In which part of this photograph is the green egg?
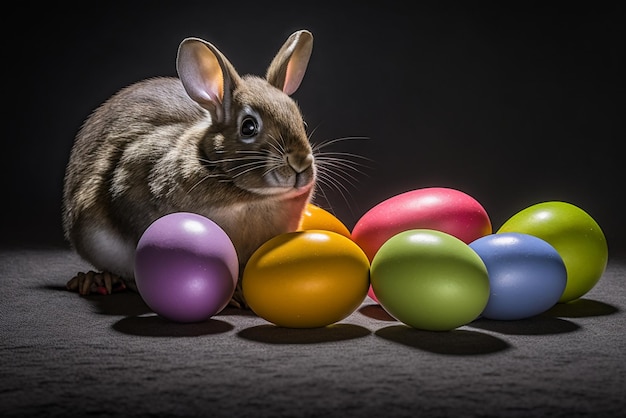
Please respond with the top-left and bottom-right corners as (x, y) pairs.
(497, 201), (608, 303)
(370, 229), (490, 331)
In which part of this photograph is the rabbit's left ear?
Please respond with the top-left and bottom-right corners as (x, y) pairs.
(266, 30), (313, 95)
(177, 37), (243, 124)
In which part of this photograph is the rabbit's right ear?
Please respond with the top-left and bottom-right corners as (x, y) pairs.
(176, 38), (242, 124)
(266, 30), (313, 96)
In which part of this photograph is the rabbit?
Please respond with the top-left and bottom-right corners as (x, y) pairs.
(62, 30), (316, 308)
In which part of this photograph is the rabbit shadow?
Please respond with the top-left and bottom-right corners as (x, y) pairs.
(45, 283), (153, 316)
(48, 284), (234, 337)
(80, 289), (154, 317)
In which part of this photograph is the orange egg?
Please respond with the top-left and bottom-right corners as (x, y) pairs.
(242, 230), (370, 328)
(298, 203), (351, 238)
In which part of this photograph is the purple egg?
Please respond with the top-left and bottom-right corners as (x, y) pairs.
(135, 212), (239, 323)
(469, 232), (567, 320)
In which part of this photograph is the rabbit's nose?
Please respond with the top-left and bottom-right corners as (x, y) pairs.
(287, 152), (314, 173)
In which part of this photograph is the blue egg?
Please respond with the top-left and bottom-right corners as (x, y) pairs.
(469, 232), (567, 320)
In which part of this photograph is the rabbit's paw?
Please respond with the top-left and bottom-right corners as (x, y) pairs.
(228, 282), (249, 309)
(66, 271), (133, 295)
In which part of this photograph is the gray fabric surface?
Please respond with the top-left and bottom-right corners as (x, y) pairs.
(1, 249), (624, 417)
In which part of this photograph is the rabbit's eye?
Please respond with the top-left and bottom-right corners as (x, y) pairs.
(240, 116), (259, 138)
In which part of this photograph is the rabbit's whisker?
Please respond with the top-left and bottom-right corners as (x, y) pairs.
(315, 157), (371, 174)
(316, 169), (358, 196)
(314, 173), (357, 217)
(268, 134), (288, 154)
(229, 162), (268, 179)
(306, 135), (373, 219)
(186, 172), (227, 194)
(316, 151), (373, 164)
(318, 166), (362, 188)
(200, 155), (265, 164)
(311, 136), (370, 151)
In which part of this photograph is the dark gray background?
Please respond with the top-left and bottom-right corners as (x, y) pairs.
(5, 2), (624, 256)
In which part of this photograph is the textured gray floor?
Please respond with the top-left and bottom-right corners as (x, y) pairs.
(1, 249), (624, 417)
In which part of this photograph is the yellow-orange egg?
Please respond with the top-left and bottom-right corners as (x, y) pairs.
(242, 230), (370, 328)
(298, 203), (351, 238)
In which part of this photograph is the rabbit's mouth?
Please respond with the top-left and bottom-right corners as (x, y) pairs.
(247, 182), (315, 198)
(244, 168), (316, 197)
(271, 161), (315, 190)
(231, 150), (316, 196)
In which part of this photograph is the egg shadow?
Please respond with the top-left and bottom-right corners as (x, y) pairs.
(112, 313), (234, 337)
(542, 298), (619, 318)
(467, 315), (580, 336)
(216, 305), (262, 318)
(375, 325), (510, 355)
(237, 323), (371, 344)
(358, 303), (397, 321)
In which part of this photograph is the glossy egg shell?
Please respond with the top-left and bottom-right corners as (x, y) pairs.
(352, 187), (492, 262)
(370, 229), (490, 331)
(353, 187), (492, 304)
(242, 230), (370, 328)
(497, 201), (608, 303)
(298, 203), (352, 238)
(134, 212), (239, 323)
(469, 232), (567, 320)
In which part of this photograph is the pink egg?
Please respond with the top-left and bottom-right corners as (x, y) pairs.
(367, 286), (379, 303)
(352, 187), (492, 262)
(355, 187), (492, 304)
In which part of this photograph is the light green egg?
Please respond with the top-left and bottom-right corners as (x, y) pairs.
(497, 201), (608, 303)
(370, 229), (490, 331)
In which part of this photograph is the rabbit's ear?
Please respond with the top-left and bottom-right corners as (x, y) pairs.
(266, 30), (313, 95)
(176, 38), (241, 124)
